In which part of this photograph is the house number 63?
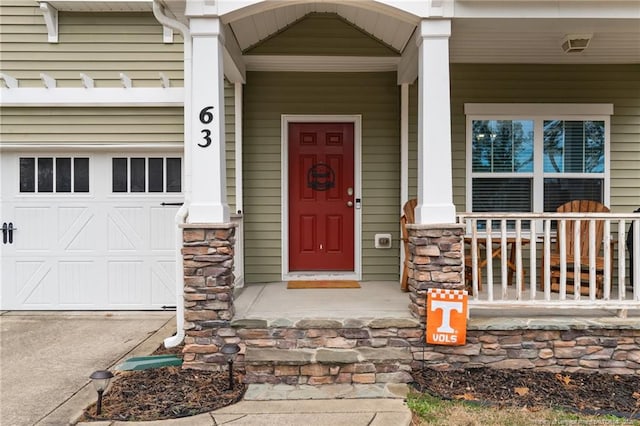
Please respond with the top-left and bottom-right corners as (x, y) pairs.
(198, 106), (214, 148)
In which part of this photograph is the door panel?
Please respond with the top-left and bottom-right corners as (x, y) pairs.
(289, 123), (355, 271)
(1, 153), (180, 310)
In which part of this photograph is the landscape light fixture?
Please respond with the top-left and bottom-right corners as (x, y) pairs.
(89, 370), (114, 416)
(221, 343), (241, 390)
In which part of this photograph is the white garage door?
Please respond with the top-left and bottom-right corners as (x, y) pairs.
(0, 152), (182, 310)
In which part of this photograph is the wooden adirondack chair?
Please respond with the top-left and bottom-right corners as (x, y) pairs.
(545, 199), (610, 297)
(400, 199), (417, 292)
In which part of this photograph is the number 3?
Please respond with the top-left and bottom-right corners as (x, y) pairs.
(198, 129), (212, 148)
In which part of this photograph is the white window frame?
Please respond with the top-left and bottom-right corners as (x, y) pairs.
(464, 104), (613, 213)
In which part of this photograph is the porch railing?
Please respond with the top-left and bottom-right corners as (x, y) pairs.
(457, 212), (640, 314)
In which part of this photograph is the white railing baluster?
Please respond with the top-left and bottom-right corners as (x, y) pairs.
(603, 219), (611, 300)
(529, 220), (537, 300)
(589, 220), (596, 300)
(544, 219), (551, 301)
(486, 220), (494, 301)
(471, 219), (479, 300)
(574, 219), (581, 300)
(559, 219), (567, 300)
(634, 219), (640, 301)
(515, 219), (522, 300)
(500, 219), (508, 299)
(618, 219), (626, 301)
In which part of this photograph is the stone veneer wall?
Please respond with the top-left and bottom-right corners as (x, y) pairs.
(181, 224), (239, 371)
(417, 324), (640, 375)
(405, 224), (466, 321)
(234, 318), (423, 385)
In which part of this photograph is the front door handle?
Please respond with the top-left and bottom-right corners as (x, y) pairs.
(347, 201), (353, 207)
(8, 222), (14, 244)
(2, 223), (7, 244)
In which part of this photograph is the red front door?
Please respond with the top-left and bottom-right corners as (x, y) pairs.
(288, 122), (355, 271)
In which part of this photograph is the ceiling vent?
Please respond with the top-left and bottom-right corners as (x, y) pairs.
(561, 34), (592, 53)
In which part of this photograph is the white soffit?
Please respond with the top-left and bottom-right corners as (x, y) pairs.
(228, 2), (415, 53)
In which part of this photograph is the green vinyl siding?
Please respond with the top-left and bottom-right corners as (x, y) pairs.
(243, 72), (400, 283)
(0, 2), (183, 87)
(408, 64), (640, 214)
(245, 13), (398, 56)
(0, 107), (183, 146)
(225, 80), (236, 210)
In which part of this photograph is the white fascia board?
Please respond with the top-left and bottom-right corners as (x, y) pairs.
(397, 31), (418, 84)
(47, 0), (153, 12)
(454, 1), (640, 19)
(244, 56), (400, 72)
(0, 143), (183, 152)
(0, 87), (184, 107)
(223, 23), (246, 83)
(378, 0), (455, 18)
(464, 103), (614, 116)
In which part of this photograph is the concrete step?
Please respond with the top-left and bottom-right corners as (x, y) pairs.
(227, 316), (423, 385)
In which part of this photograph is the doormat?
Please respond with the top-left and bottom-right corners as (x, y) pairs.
(287, 280), (360, 289)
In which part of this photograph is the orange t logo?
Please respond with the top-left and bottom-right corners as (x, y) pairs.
(426, 289), (468, 346)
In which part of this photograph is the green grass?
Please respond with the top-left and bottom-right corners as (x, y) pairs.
(406, 392), (639, 426)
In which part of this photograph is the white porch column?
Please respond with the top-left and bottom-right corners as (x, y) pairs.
(187, 17), (229, 223)
(415, 19), (456, 225)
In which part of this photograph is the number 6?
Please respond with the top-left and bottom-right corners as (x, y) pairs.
(199, 106), (214, 124)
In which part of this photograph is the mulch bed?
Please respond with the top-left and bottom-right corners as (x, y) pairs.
(80, 363), (245, 422)
(79, 338), (639, 423)
(412, 367), (640, 419)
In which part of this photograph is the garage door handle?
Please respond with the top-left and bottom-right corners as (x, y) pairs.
(8, 223), (15, 244)
(160, 202), (184, 206)
(2, 223), (15, 244)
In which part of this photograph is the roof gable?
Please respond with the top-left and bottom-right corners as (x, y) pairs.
(244, 13), (399, 57)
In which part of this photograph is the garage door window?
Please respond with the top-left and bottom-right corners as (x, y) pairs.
(112, 157), (181, 193)
(19, 157), (89, 193)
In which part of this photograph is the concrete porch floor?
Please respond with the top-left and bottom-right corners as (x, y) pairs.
(234, 281), (412, 320)
(234, 281), (639, 320)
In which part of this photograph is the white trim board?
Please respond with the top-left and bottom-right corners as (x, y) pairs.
(0, 87), (184, 107)
(0, 144), (184, 152)
(281, 114), (363, 281)
(244, 56), (400, 72)
(464, 103), (614, 116)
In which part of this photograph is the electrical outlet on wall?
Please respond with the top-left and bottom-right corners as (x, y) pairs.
(374, 233), (392, 249)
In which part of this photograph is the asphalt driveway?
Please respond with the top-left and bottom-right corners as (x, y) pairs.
(0, 311), (175, 426)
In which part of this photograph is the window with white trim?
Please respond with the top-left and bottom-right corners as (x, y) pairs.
(465, 104), (611, 217)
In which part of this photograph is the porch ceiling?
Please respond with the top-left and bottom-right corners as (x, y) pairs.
(226, 7), (640, 64)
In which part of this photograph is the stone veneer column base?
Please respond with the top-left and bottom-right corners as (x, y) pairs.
(405, 224), (465, 324)
(181, 223), (238, 371)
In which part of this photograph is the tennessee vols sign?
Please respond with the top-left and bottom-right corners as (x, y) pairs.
(426, 288), (468, 346)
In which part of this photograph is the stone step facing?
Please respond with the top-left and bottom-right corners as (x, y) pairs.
(231, 317), (423, 385)
(243, 383), (410, 400)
